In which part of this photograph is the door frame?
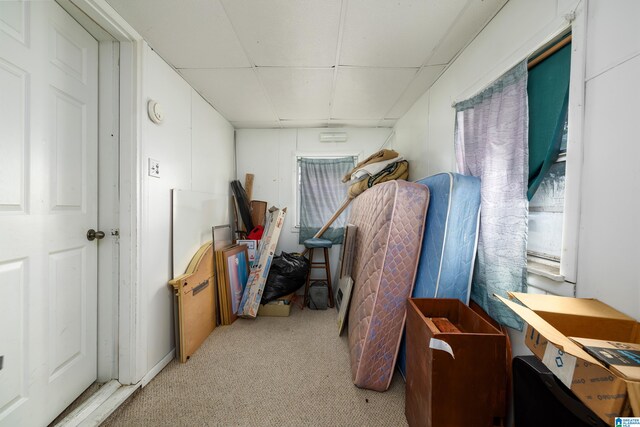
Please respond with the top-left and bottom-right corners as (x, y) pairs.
(57, 0), (147, 385)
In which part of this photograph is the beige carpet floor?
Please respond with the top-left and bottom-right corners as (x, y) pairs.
(102, 306), (407, 426)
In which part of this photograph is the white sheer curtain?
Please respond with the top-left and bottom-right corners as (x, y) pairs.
(454, 61), (529, 329)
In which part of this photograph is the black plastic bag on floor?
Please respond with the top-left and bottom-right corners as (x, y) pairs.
(261, 252), (310, 304)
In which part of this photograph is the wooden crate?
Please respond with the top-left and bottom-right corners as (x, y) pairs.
(405, 298), (507, 427)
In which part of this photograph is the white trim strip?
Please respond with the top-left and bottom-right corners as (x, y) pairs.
(141, 349), (175, 387)
(77, 384), (139, 427)
(54, 380), (121, 427)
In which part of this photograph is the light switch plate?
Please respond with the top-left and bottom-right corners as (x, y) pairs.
(148, 158), (160, 178)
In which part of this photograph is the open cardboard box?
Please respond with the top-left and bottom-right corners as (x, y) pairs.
(498, 292), (640, 426)
(257, 293), (294, 317)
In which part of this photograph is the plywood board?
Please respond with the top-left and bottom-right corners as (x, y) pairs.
(169, 242), (216, 363)
(172, 189), (228, 277)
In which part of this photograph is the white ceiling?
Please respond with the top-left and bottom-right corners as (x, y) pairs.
(106, 0), (507, 129)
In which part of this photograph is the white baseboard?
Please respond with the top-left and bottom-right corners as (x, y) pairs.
(141, 348), (175, 387)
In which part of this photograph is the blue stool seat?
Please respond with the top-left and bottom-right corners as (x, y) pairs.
(304, 238), (333, 249)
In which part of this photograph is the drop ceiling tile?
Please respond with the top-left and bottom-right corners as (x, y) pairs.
(332, 67), (418, 119)
(378, 119), (397, 128)
(329, 119), (383, 128)
(427, 0), (507, 65)
(279, 120), (330, 128)
(386, 65), (445, 118)
(106, 0), (250, 68)
(340, 0), (467, 67)
(220, 0), (342, 67)
(231, 121), (281, 129)
(179, 68), (277, 122)
(258, 68), (333, 120)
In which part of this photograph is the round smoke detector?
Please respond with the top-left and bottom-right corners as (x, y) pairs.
(147, 100), (164, 124)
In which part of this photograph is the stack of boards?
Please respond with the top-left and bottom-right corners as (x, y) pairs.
(168, 206), (287, 363)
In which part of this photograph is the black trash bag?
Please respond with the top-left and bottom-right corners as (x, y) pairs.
(261, 252), (310, 304)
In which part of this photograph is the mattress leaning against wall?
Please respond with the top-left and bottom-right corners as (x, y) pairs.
(397, 172), (481, 378)
(348, 180), (429, 392)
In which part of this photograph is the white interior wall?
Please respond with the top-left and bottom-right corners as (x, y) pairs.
(141, 44), (235, 373)
(235, 128), (392, 284)
(575, 0), (640, 319)
(392, 0), (640, 320)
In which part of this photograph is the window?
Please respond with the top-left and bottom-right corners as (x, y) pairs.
(526, 34), (571, 275)
(296, 155), (357, 244)
(528, 124), (567, 262)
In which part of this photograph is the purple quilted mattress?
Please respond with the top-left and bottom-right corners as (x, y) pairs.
(347, 180), (429, 391)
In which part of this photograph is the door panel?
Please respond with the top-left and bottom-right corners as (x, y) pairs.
(0, 1), (99, 426)
(0, 259), (27, 416)
(0, 59), (27, 211)
(50, 88), (86, 211)
(0, 1), (29, 46)
(48, 247), (86, 381)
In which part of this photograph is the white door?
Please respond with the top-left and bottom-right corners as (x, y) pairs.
(0, 1), (99, 425)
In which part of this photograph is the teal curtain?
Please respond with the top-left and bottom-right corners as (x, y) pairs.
(527, 41), (571, 200)
(299, 157), (355, 244)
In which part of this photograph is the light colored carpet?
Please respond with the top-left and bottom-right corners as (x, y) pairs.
(102, 306), (408, 426)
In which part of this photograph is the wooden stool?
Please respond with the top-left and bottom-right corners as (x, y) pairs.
(303, 238), (335, 309)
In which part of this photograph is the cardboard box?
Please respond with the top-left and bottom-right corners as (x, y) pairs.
(498, 292), (640, 425)
(405, 299), (507, 427)
(238, 207), (287, 318)
(571, 337), (640, 382)
(257, 293), (294, 317)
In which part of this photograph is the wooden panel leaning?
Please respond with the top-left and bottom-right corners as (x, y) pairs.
(169, 242), (216, 363)
(405, 298), (507, 427)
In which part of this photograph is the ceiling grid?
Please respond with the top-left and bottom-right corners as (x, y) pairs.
(106, 0), (508, 128)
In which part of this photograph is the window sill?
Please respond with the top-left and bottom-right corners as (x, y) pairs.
(526, 256), (574, 297)
(527, 257), (564, 282)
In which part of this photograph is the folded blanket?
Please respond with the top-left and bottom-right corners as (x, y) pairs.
(348, 160), (409, 199)
(348, 156), (405, 183)
(342, 149), (399, 183)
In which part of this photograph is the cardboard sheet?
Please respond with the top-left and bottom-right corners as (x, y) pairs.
(495, 295), (596, 363)
(571, 337), (640, 381)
